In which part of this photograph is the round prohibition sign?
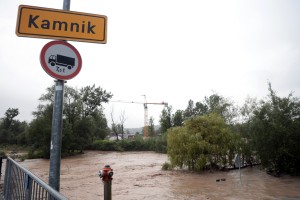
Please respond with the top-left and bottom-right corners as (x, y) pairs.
(40, 40), (82, 80)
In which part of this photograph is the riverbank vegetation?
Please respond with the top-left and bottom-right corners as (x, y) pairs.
(0, 82), (299, 175)
(164, 83), (300, 175)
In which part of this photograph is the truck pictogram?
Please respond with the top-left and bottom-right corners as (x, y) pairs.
(48, 54), (75, 70)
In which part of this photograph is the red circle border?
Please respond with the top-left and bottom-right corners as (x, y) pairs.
(40, 41), (82, 80)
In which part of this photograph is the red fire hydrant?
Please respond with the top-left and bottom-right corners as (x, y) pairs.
(99, 165), (113, 200)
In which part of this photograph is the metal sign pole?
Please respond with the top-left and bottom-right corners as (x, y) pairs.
(63, 0), (70, 10)
(49, 80), (65, 191)
(48, 0), (70, 192)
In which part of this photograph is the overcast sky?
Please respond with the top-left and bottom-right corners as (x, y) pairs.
(1, 0), (300, 128)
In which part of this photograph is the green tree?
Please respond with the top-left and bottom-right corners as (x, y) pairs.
(194, 101), (208, 116)
(183, 100), (195, 119)
(159, 105), (173, 133)
(80, 84), (112, 117)
(249, 83), (300, 174)
(0, 108), (27, 145)
(92, 111), (110, 140)
(2, 108), (19, 129)
(230, 97), (259, 166)
(182, 93), (237, 124)
(167, 113), (239, 171)
(73, 117), (95, 153)
(64, 86), (82, 127)
(28, 84), (112, 157)
(172, 110), (184, 127)
(204, 93), (237, 123)
(27, 104), (53, 158)
(148, 116), (156, 137)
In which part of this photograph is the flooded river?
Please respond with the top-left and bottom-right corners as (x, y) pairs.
(5, 151), (300, 199)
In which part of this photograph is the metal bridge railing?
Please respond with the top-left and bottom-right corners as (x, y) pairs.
(3, 157), (67, 200)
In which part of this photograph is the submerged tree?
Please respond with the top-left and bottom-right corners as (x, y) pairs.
(249, 83), (300, 174)
(167, 113), (240, 171)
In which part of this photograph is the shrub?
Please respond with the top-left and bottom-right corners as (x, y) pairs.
(167, 113), (240, 171)
(162, 162), (172, 170)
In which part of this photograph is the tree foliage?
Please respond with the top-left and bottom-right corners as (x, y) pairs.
(159, 93), (236, 134)
(167, 113), (239, 171)
(159, 105), (173, 133)
(27, 84), (112, 157)
(247, 83), (300, 174)
(0, 108), (28, 145)
(173, 110), (184, 127)
(27, 105), (53, 157)
(183, 93), (237, 124)
(148, 116), (156, 137)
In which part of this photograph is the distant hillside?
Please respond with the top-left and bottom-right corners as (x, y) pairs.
(125, 125), (160, 134)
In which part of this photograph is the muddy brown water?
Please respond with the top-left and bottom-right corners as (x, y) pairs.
(2, 151), (300, 200)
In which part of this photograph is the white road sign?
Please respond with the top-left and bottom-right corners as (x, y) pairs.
(40, 40), (82, 80)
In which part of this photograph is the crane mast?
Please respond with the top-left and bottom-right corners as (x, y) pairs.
(110, 96), (168, 137)
(142, 95), (149, 137)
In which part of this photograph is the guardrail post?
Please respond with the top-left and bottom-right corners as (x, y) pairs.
(4, 159), (11, 200)
(99, 165), (113, 200)
(25, 174), (33, 200)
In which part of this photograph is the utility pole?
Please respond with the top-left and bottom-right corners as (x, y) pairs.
(48, 0), (70, 192)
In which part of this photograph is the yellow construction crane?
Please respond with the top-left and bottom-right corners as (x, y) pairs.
(110, 95), (168, 137)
